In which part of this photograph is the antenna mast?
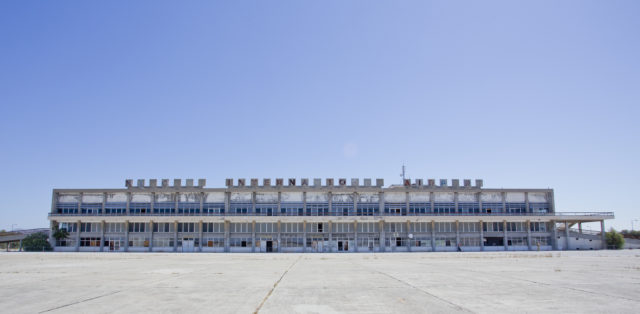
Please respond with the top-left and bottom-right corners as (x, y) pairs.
(400, 164), (406, 182)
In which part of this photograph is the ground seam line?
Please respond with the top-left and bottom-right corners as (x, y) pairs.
(38, 290), (121, 313)
(254, 255), (301, 314)
(353, 260), (476, 313)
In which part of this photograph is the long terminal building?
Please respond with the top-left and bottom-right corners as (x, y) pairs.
(47, 177), (614, 252)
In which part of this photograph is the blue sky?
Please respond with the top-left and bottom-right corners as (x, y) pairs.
(1, 1), (638, 231)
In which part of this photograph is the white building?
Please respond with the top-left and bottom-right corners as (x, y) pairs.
(48, 178), (613, 252)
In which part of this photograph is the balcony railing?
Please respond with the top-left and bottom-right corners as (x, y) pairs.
(48, 211), (614, 218)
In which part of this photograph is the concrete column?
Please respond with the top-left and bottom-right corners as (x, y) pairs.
(198, 221), (203, 252)
(150, 192), (155, 215)
(354, 192), (359, 217)
(102, 192), (106, 215)
(277, 220), (281, 253)
(454, 192), (459, 214)
(503, 221), (508, 251)
(578, 222), (582, 234)
(224, 220), (230, 252)
(328, 220), (332, 252)
(526, 220), (532, 251)
(303, 221), (307, 253)
(252, 192), (256, 214)
(328, 192), (332, 216)
(49, 220), (56, 249)
(78, 192), (83, 215)
(224, 192), (230, 216)
(250, 221), (256, 253)
(455, 220), (460, 249)
(478, 192), (483, 214)
(126, 192), (131, 215)
(200, 192), (204, 214)
(379, 220), (385, 252)
(75, 220), (81, 252)
(124, 220), (130, 252)
(277, 192), (282, 216)
(174, 192), (178, 215)
(174, 221), (178, 252)
(564, 221), (570, 251)
(431, 220), (436, 252)
(406, 220), (411, 252)
(525, 192), (530, 213)
(354, 221), (359, 252)
(551, 221), (558, 250)
(149, 221), (154, 252)
(479, 220), (484, 251)
(429, 192), (434, 214)
(100, 220), (105, 252)
(378, 192), (384, 216)
(303, 192), (307, 216)
(19, 240), (22, 252)
(501, 192), (506, 213)
(601, 220), (606, 249)
(405, 191), (410, 216)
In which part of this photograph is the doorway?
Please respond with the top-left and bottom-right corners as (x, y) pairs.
(108, 240), (120, 252)
(182, 238), (194, 252)
(266, 240), (273, 252)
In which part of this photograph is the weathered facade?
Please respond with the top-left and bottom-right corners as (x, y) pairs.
(47, 178), (613, 252)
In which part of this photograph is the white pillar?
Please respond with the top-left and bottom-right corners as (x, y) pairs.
(100, 220), (105, 252)
(124, 220), (130, 252)
(198, 221), (203, 252)
(601, 220), (606, 250)
(503, 221), (508, 251)
(174, 221), (178, 252)
(431, 220), (436, 252)
(526, 220), (532, 251)
(149, 221), (154, 252)
(303, 221), (307, 253)
(479, 220), (484, 251)
(75, 220), (81, 252)
(564, 221), (570, 250)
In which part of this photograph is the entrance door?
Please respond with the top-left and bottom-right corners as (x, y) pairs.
(108, 240), (120, 251)
(266, 241), (273, 252)
(182, 239), (194, 252)
(338, 241), (344, 252)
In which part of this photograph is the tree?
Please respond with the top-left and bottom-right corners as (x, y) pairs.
(21, 232), (52, 251)
(53, 225), (69, 242)
(606, 228), (625, 250)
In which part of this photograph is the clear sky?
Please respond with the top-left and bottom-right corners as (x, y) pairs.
(1, 1), (638, 231)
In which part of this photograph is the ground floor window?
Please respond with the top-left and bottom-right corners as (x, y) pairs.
(281, 236), (303, 247)
(532, 236), (550, 246)
(230, 238), (252, 247)
(80, 237), (101, 247)
(153, 237), (173, 247)
(460, 237), (480, 247)
(56, 239), (76, 247)
(129, 236), (149, 247)
(484, 237), (504, 246)
(507, 237), (527, 246)
(104, 237), (124, 251)
(412, 237), (431, 247)
(203, 238), (224, 247)
(385, 237), (408, 247)
(435, 236), (456, 247)
(357, 235), (380, 248)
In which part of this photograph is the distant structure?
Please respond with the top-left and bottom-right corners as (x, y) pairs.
(47, 177), (613, 252)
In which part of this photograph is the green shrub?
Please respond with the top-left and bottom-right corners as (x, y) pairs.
(606, 229), (625, 250)
(22, 232), (52, 251)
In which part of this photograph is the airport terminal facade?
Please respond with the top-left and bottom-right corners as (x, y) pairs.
(47, 178), (614, 252)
